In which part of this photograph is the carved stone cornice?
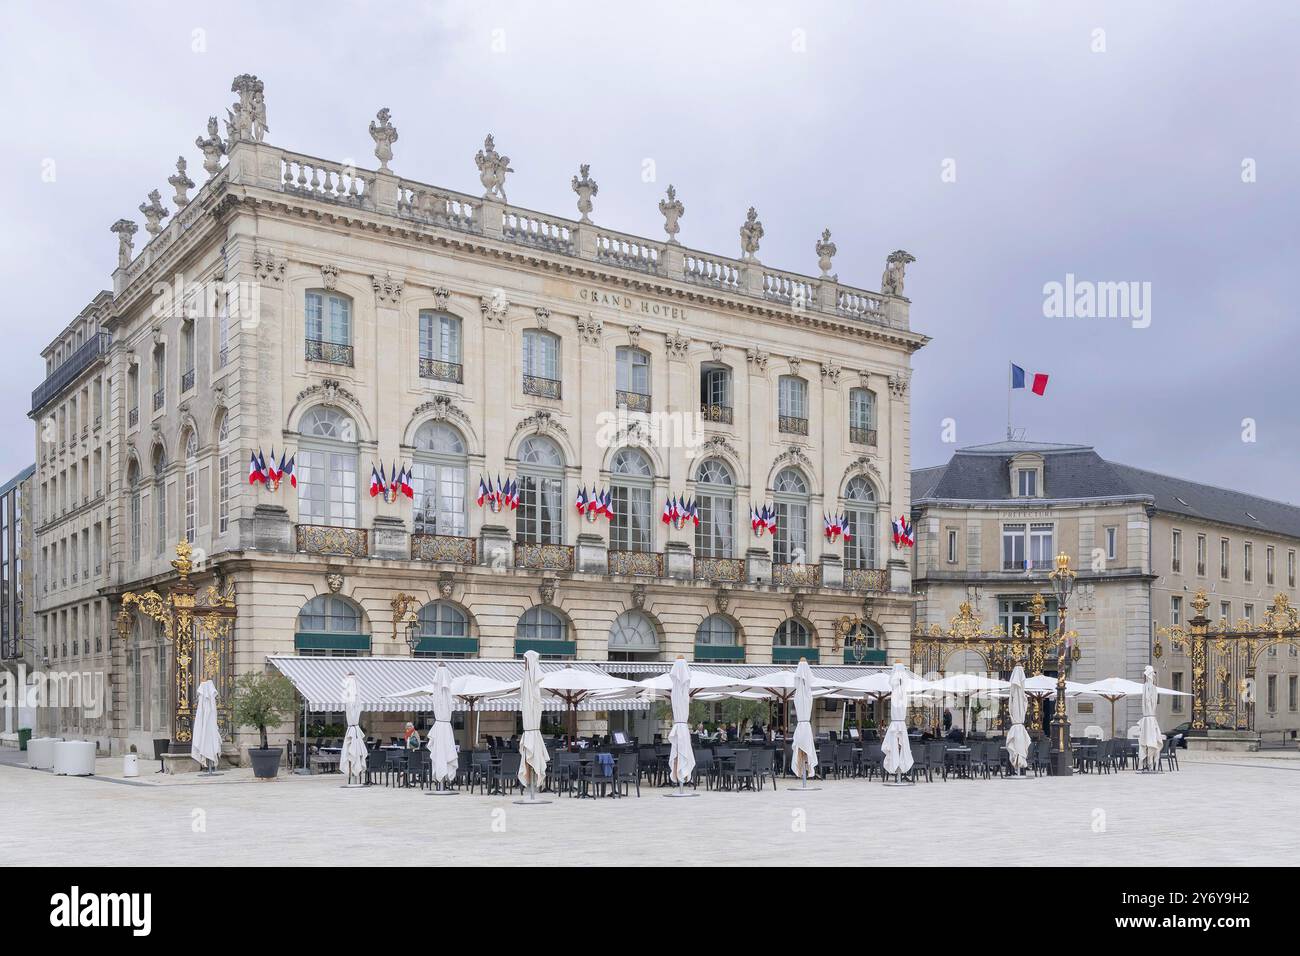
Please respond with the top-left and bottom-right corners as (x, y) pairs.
(371, 270), (404, 306)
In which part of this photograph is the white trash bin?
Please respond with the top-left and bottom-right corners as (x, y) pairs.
(27, 737), (58, 770)
(123, 752), (140, 777)
(53, 740), (96, 776)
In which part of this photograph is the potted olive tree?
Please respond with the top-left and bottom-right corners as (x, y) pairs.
(232, 670), (297, 779)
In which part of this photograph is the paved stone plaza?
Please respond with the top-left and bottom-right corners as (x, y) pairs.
(1, 750), (1295, 866)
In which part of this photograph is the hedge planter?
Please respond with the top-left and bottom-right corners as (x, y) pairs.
(248, 747), (283, 780)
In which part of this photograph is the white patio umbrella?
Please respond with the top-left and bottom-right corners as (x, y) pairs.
(1078, 677), (1149, 737)
(385, 674), (519, 747)
(666, 657), (697, 797)
(638, 670), (740, 697)
(516, 650), (550, 804)
(929, 673), (1011, 734)
(1006, 666), (1030, 773)
(538, 666), (643, 748)
(881, 663), (914, 781)
(732, 669), (837, 738)
(190, 679), (222, 775)
(835, 670), (934, 734)
(790, 658), (820, 790)
(338, 672), (368, 787)
(427, 665), (459, 794)
(1137, 664), (1163, 770)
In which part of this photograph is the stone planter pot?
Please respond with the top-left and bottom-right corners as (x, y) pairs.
(248, 747), (283, 780)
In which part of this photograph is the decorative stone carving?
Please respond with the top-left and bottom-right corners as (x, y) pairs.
(787, 356), (802, 377)
(475, 134), (513, 202)
(413, 393), (470, 426)
(138, 190), (169, 237)
(539, 577), (557, 606)
(168, 156), (195, 208)
(571, 164), (597, 223)
(226, 74), (269, 144)
(576, 312), (603, 345)
(111, 219), (138, 269)
(745, 347), (769, 371)
(369, 107), (398, 171)
(815, 228), (837, 278)
(326, 570), (344, 593)
(627, 324), (641, 348)
(297, 378), (360, 410)
(775, 444), (814, 468)
(253, 247), (285, 284)
(881, 249), (915, 296)
(858, 370), (872, 389)
(888, 371), (911, 397)
(739, 206), (764, 261)
(665, 331), (690, 359)
(631, 584), (646, 609)
(438, 571), (456, 600)
(710, 341), (724, 362)
(696, 434), (740, 460)
(320, 263), (339, 290)
(432, 287), (452, 310)
(195, 116), (226, 178)
(534, 306), (550, 330)
(658, 184), (685, 244)
(514, 409), (568, 438)
(715, 588), (731, 614)
(820, 360), (842, 384)
(371, 271), (404, 305)
(480, 290), (509, 324)
(848, 455), (886, 486)
(792, 593), (806, 619)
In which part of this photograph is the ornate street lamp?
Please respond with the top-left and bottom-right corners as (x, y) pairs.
(1047, 552), (1077, 776)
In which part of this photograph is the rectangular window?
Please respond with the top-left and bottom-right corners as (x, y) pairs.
(1266, 545), (1274, 585)
(130, 492), (142, 562)
(844, 510), (876, 569)
(1171, 672), (1185, 713)
(1002, 523), (1026, 570)
(1017, 469), (1037, 497)
(1197, 534), (1207, 576)
(1029, 523), (1054, 570)
(1290, 675), (1297, 712)
(773, 502), (808, 565)
(418, 311), (463, 382)
(184, 469), (197, 543)
(515, 474), (563, 544)
(615, 348), (650, 396)
(522, 330), (560, 396)
(701, 366), (731, 410)
(411, 462), (467, 537)
(1291, 550), (1297, 588)
(1105, 526), (1117, 562)
(849, 389), (876, 444)
(297, 450), (359, 528)
(778, 377), (808, 434)
(946, 528), (958, 564)
(1244, 542), (1253, 582)
(1171, 529), (1182, 573)
(695, 494), (734, 559)
(305, 292), (353, 365)
(1266, 674), (1277, 713)
(609, 485), (652, 552)
(218, 454), (230, 534)
(1170, 595), (1182, 626)
(1220, 538), (1229, 579)
(1220, 601), (1231, 623)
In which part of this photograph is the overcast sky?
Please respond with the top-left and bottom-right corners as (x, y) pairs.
(2, 1), (1296, 500)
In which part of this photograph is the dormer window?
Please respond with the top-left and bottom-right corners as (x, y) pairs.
(1009, 453), (1044, 498)
(1017, 468), (1036, 497)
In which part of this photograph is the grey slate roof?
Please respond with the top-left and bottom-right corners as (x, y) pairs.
(912, 440), (1300, 540)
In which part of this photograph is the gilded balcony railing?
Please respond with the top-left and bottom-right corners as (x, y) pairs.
(778, 415), (808, 436)
(616, 390), (651, 413)
(701, 402), (733, 424)
(694, 557), (744, 583)
(850, 425), (878, 446)
(306, 339), (354, 367)
(609, 550), (663, 577)
(419, 357), (463, 383)
(844, 567), (889, 592)
(772, 562), (822, 588)
(296, 524), (369, 557)
(411, 533), (476, 564)
(522, 374), (561, 400)
(514, 543), (574, 572)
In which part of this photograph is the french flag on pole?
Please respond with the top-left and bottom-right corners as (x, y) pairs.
(1011, 363), (1049, 396)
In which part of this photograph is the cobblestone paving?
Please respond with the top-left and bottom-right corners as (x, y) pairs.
(1, 750), (1295, 866)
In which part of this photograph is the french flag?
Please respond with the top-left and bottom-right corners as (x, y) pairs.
(503, 477), (518, 510)
(824, 514), (835, 540)
(248, 451), (265, 485)
(281, 453), (297, 489)
(1011, 363), (1049, 396)
(597, 489), (614, 519)
(751, 506), (762, 534)
(369, 464), (386, 498)
(763, 505), (777, 535)
(840, 514), (853, 543)
(397, 465), (414, 500)
(662, 496), (674, 525)
(686, 499), (699, 528)
(476, 475), (489, 507)
(576, 486), (590, 515)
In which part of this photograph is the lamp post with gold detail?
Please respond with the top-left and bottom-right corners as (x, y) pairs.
(1046, 552), (1078, 776)
(115, 541), (237, 746)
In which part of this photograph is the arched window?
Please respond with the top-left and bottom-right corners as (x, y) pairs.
(773, 467), (809, 565)
(296, 595), (369, 656)
(695, 614), (739, 662)
(844, 475), (877, 569)
(517, 606), (571, 660)
(418, 310), (463, 383)
(127, 459), (142, 563)
(778, 375), (808, 435)
(694, 459), (735, 558)
(413, 601), (472, 658)
(615, 346), (651, 412)
(844, 621), (881, 655)
(849, 388), (877, 445)
(522, 329), (561, 398)
(516, 436), (564, 544)
(152, 446), (167, 556)
(608, 610), (658, 660)
(305, 290), (354, 366)
(297, 407), (359, 528)
(183, 430), (199, 544)
(774, 618), (811, 647)
(411, 421), (467, 536)
(609, 447), (653, 553)
(700, 362), (733, 423)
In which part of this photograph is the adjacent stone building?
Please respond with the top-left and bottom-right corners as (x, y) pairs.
(0, 464), (36, 745)
(913, 440), (1300, 742)
(30, 76), (927, 756)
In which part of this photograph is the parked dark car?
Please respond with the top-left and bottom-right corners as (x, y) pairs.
(1165, 722), (1190, 748)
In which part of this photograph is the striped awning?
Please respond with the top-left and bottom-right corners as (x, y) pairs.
(267, 655), (886, 713)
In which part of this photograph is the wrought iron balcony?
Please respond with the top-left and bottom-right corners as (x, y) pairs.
(616, 390), (651, 413)
(694, 556), (744, 583)
(128, 407), (139, 427)
(609, 549), (663, 577)
(850, 425), (878, 446)
(778, 415), (808, 436)
(419, 357), (463, 383)
(181, 368), (195, 392)
(701, 402), (733, 424)
(522, 374), (561, 400)
(305, 339), (354, 366)
(296, 524), (369, 557)
(772, 562), (822, 588)
(411, 533), (476, 564)
(152, 388), (165, 411)
(32, 332), (112, 413)
(844, 567), (889, 592)
(514, 542), (574, 572)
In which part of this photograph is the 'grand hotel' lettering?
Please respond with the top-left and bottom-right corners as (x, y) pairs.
(577, 287), (690, 321)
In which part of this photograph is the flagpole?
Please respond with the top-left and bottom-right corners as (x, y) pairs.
(1006, 361), (1013, 441)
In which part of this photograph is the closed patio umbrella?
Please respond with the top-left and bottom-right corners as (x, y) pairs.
(1137, 665), (1163, 771)
(338, 672), (368, 787)
(516, 650), (550, 804)
(427, 665), (459, 794)
(790, 658), (820, 790)
(666, 657), (697, 797)
(881, 663), (914, 782)
(1006, 666), (1030, 774)
(191, 680), (222, 775)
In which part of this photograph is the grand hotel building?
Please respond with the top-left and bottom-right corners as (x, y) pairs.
(30, 77), (927, 756)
